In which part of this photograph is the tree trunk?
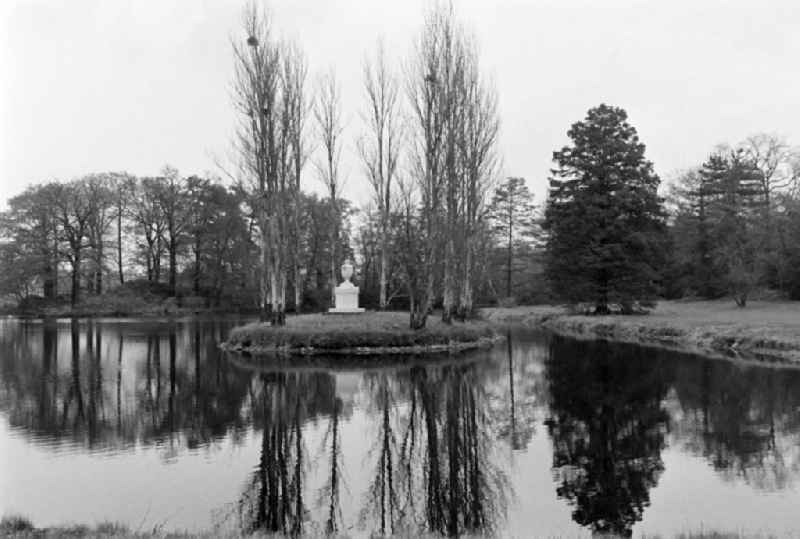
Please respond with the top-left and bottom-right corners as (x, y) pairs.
(95, 243), (103, 295)
(294, 266), (302, 314)
(117, 208), (124, 285)
(507, 210), (513, 298)
(330, 208), (337, 309)
(458, 243), (474, 320)
(169, 237), (177, 297)
(260, 213), (269, 322)
(441, 237), (455, 324)
(71, 254), (81, 306)
(193, 239), (201, 295)
(379, 232), (388, 310)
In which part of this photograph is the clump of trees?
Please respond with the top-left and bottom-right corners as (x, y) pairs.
(229, 2), (501, 328)
(666, 135), (800, 305)
(0, 170), (356, 314)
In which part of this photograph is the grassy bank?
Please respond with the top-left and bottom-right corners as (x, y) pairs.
(484, 300), (800, 363)
(223, 312), (499, 355)
(0, 516), (780, 538)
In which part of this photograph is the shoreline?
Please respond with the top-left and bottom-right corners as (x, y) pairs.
(220, 334), (502, 357)
(221, 312), (500, 358)
(483, 300), (800, 365)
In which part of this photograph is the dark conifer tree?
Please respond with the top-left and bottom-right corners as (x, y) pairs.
(698, 149), (764, 306)
(543, 104), (666, 313)
(487, 177), (539, 299)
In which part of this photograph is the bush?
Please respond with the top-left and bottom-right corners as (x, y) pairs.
(0, 514), (34, 533)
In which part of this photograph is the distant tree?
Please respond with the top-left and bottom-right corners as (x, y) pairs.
(358, 42), (401, 311)
(314, 70), (345, 308)
(698, 149), (764, 307)
(111, 173), (136, 285)
(52, 180), (95, 306)
(1, 183), (61, 299)
(739, 134), (799, 292)
(665, 169), (724, 298)
(84, 174), (116, 294)
(131, 178), (167, 283)
(155, 166), (195, 297)
(543, 104), (666, 313)
(487, 177), (538, 298)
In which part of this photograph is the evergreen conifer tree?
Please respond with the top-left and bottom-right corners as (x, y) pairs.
(543, 104), (666, 313)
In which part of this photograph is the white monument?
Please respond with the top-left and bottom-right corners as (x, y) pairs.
(328, 259), (365, 314)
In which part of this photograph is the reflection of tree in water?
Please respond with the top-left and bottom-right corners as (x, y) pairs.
(493, 332), (544, 451)
(238, 371), (336, 536)
(388, 362), (509, 537)
(0, 319), (253, 452)
(672, 357), (800, 491)
(360, 373), (401, 535)
(545, 337), (673, 537)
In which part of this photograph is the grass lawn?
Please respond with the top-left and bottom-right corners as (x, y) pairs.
(223, 311), (498, 355)
(484, 299), (800, 363)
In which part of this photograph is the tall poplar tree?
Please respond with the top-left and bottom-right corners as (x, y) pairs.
(543, 104), (666, 313)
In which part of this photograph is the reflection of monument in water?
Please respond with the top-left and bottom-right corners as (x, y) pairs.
(328, 260), (364, 313)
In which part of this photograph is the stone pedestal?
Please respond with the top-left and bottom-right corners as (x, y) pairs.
(328, 260), (365, 314)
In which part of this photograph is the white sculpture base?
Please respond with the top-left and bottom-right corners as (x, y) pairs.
(328, 283), (365, 314)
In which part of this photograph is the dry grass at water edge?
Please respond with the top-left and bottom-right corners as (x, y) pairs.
(483, 300), (800, 363)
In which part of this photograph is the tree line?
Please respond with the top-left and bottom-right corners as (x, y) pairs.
(2, 3), (798, 324)
(542, 104), (800, 314)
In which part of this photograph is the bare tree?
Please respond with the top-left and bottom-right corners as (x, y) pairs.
(358, 41), (402, 310)
(53, 180), (94, 306)
(112, 173), (136, 285)
(314, 70), (345, 308)
(740, 134), (800, 291)
(404, 4), (499, 327)
(154, 166), (194, 297)
(741, 134), (797, 207)
(232, 3), (305, 325)
(85, 174), (116, 295)
(283, 43), (310, 313)
(131, 178), (167, 283)
(456, 45), (499, 319)
(404, 5), (451, 329)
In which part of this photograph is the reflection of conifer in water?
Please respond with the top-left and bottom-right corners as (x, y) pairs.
(545, 337), (673, 537)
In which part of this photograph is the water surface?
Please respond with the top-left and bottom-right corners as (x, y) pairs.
(1, 317), (800, 537)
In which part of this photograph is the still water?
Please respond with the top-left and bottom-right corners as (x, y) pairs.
(1, 317), (800, 537)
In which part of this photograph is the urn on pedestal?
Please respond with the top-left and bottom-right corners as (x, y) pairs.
(328, 259), (365, 314)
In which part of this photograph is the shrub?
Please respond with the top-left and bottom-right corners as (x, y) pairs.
(0, 514), (34, 533)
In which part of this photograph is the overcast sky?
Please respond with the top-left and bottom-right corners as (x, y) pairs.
(2, 0), (799, 208)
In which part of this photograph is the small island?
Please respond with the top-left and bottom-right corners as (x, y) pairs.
(222, 311), (500, 356)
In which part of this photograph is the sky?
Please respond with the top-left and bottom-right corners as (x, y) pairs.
(2, 0), (799, 208)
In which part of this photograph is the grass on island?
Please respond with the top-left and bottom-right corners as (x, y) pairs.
(484, 299), (800, 362)
(224, 311), (497, 354)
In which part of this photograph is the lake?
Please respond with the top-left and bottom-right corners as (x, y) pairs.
(1, 317), (800, 537)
